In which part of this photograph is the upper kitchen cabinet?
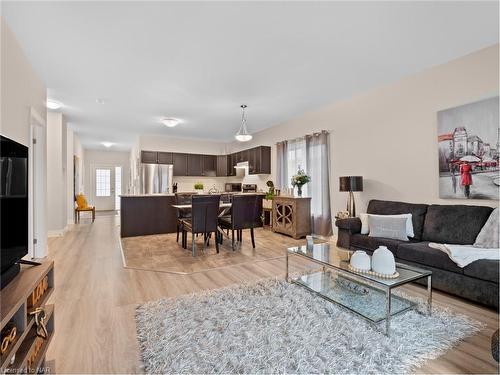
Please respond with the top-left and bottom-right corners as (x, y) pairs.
(202, 155), (217, 176)
(249, 146), (271, 174)
(187, 154), (203, 176)
(141, 150), (158, 164)
(216, 155), (228, 177)
(172, 153), (188, 176)
(157, 151), (173, 164)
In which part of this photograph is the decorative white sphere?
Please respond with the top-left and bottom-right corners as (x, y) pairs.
(350, 251), (371, 271)
(371, 246), (396, 275)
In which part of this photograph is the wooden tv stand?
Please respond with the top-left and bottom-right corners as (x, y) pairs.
(0, 261), (55, 373)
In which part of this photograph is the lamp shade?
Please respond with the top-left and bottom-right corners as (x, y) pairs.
(339, 176), (363, 192)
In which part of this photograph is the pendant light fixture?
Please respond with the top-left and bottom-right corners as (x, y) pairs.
(235, 104), (253, 142)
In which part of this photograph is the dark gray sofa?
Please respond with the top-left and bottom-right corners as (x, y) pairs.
(336, 199), (499, 309)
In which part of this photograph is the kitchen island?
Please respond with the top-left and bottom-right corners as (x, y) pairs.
(120, 192), (265, 237)
(120, 194), (178, 237)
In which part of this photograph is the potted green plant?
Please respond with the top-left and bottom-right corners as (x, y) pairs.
(291, 168), (311, 197)
(263, 180), (275, 209)
(194, 182), (204, 194)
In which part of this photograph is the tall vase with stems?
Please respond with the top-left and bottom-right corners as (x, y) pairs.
(296, 184), (303, 197)
(291, 168), (310, 198)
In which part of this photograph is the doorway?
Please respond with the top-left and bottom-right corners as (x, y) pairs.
(91, 164), (122, 211)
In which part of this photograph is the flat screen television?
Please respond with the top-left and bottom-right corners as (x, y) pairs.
(0, 135), (29, 288)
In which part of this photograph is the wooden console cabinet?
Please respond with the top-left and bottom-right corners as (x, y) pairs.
(272, 196), (311, 239)
(0, 261), (55, 374)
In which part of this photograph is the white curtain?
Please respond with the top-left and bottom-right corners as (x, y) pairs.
(276, 140), (288, 190)
(277, 131), (332, 236)
(287, 137), (308, 196)
(306, 131), (332, 237)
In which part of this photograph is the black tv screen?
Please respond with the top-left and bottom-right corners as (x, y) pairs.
(0, 135), (29, 273)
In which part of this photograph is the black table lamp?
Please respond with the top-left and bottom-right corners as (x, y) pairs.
(339, 176), (363, 217)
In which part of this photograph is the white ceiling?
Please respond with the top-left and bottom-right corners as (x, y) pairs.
(2, 1), (498, 150)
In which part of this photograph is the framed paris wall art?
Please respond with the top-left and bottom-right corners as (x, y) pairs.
(437, 96), (499, 200)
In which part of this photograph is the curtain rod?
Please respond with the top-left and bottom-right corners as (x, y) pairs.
(276, 130), (330, 145)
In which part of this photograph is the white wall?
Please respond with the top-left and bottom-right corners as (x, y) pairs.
(229, 44), (500, 217)
(1, 18), (48, 256)
(66, 129), (74, 225)
(84, 149), (130, 208)
(73, 133), (85, 194)
(46, 112), (68, 235)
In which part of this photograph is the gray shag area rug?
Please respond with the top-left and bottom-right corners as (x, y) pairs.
(136, 278), (482, 374)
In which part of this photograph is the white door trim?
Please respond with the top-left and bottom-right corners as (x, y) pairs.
(29, 107), (47, 259)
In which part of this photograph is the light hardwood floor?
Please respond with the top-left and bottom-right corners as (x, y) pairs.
(45, 215), (499, 374)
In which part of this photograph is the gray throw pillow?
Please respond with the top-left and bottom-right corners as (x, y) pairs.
(474, 208), (499, 249)
(368, 216), (409, 241)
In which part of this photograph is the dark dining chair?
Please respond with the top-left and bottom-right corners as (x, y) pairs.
(175, 192), (194, 243)
(180, 194), (221, 256)
(218, 194), (263, 250)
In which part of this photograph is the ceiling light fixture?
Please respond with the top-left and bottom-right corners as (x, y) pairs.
(102, 142), (113, 148)
(235, 104), (252, 142)
(46, 99), (63, 110)
(161, 118), (180, 128)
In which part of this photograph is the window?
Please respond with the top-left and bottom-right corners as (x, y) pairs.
(95, 169), (111, 197)
(286, 137), (308, 196)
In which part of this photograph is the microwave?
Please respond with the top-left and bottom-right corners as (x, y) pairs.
(224, 183), (242, 192)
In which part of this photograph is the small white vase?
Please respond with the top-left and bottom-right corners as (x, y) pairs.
(350, 250), (371, 271)
(371, 246), (396, 275)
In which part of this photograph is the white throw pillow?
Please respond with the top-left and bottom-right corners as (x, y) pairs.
(359, 213), (414, 238)
(474, 208), (499, 249)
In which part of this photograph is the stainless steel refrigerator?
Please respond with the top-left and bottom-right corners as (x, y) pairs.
(140, 163), (174, 194)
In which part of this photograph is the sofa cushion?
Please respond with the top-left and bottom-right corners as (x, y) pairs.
(350, 234), (406, 255)
(367, 200), (428, 240)
(463, 259), (499, 284)
(474, 208), (499, 249)
(368, 216), (409, 241)
(422, 205), (493, 244)
(396, 241), (463, 274)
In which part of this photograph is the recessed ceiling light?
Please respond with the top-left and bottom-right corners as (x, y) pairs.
(102, 142), (113, 148)
(161, 118), (181, 127)
(46, 99), (63, 110)
(96, 98), (106, 104)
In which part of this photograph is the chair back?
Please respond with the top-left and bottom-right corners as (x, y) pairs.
(175, 192), (194, 218)
(191, 194), (221, 233)
(231, 194), (263, 230)
(75, 194), (89, 209)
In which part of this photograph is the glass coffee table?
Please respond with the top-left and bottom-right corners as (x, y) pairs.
(286, 243), (432, 336)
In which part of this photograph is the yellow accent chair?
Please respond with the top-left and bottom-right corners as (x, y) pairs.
(74, 194), (95, 223)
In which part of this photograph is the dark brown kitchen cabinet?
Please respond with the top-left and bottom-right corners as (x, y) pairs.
(157, 152), (173, 164)
(249, 146), (271, 174)
(172, 153), (188, 176)
(248, 147), (258, 174)
(202, 155), (217, 176)
(216, 155), (228, 176)
(258, 146), (271, 174)
(187, 154), (203, 176)
(141, 151), (158, 163)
